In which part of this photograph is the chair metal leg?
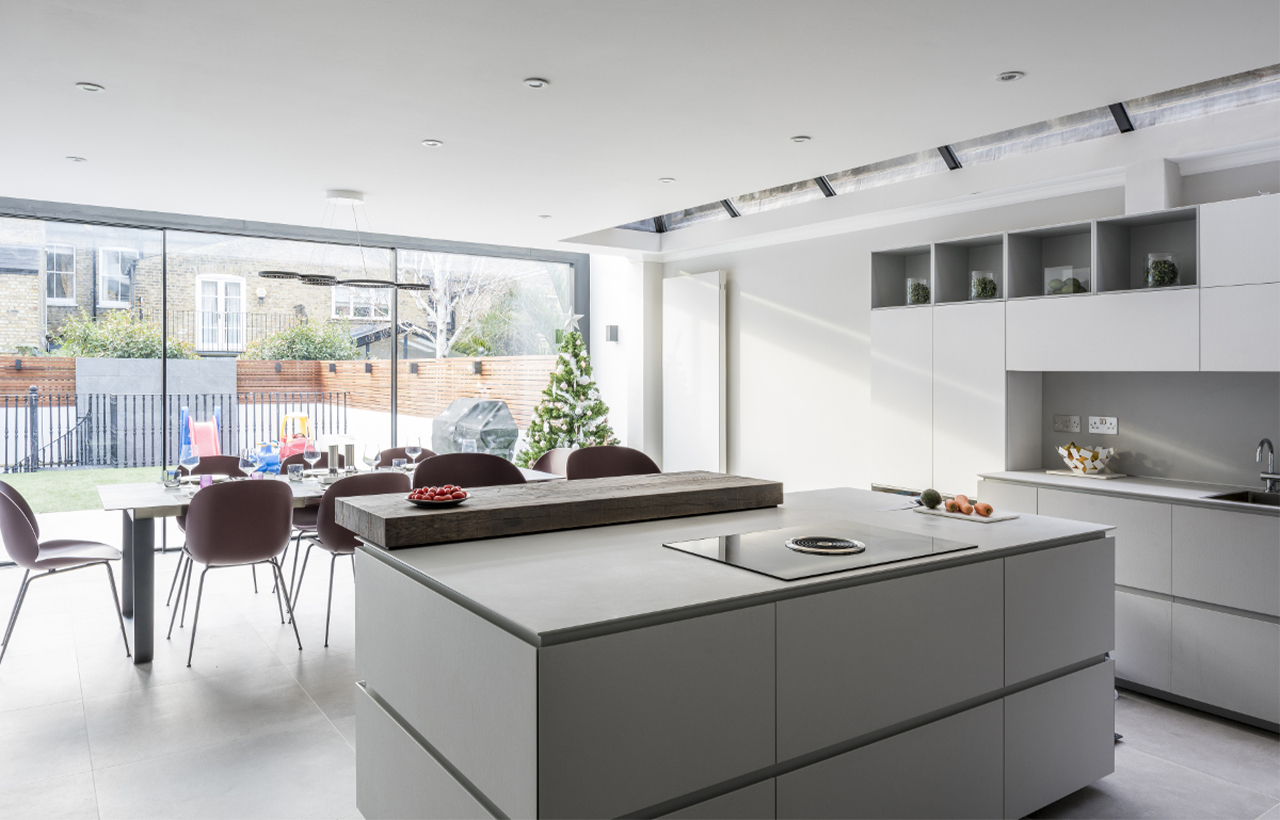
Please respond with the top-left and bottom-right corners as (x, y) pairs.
(288, 531), (303, 597)
(166, 551), (185, 606)
(273, 566), (285, 624)
(324, 553), (339, 647)
(186, 566), (210, 667)
(168, 556), (190, 639)
(179, 556), (194, 628)
(291, 545), (313, 612)
(102, 562), (131, 658)
(270, 560), (303, 653)
(251, 564), (258, 594)
(0, 570), (32, 666)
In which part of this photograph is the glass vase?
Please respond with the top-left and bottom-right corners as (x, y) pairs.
(969, 271), (998, 300)
(906, 276), (930, 306)
(1145, 253), (1179, 288)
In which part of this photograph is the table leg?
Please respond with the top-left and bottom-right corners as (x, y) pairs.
(121, 512), (134, 618)
(128, 512), (154, 665)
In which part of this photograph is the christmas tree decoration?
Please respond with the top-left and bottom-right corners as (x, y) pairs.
(516, 330), (618, 467)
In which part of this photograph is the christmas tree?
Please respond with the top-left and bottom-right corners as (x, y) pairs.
(516, 330), (618, 467)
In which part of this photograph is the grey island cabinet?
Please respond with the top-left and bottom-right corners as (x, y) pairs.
(339, 486), (1116, 820)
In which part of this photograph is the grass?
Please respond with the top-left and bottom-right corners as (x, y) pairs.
(1, 466), (161, 514)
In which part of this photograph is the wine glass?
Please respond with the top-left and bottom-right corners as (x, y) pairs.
(405, 437), (422, 464)
(238, 447), (257, 478)
(303, 439), (322, 475)
(363, 444), (381, 472)
(179, 443), (200, 478)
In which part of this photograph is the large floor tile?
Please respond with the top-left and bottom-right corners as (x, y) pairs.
(284, 650), (357, 722)
(0, 700), (91, 791)
(0, 770), (98, 820)
(84, 663), (325, 770)
(330, 715), (356, 751)
(94, 718), (357, 820)
(1031, 743), (1280, 820)
(1257, 802), (1280, 820)
(0, 647), (83, 714)
(1117, 690), (1280, 799)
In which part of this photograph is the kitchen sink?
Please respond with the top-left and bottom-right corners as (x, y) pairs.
(1206, 490), (1280, 507)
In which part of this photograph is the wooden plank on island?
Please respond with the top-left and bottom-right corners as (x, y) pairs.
(336, 471), (784, 549)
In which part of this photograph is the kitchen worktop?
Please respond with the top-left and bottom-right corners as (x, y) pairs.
(981, 470), (1279, 516)
(356, 486), (1108, 646)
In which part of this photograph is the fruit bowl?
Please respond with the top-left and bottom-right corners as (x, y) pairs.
(406, 496), (466, 508)
(407, 484), (468, 508)
(1057, 442), (1115, 476)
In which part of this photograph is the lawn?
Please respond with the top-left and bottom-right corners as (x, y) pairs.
(1, 466), (160, 514)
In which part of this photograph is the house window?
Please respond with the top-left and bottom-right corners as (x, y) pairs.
(98, 248), (139, 307)
(195, 274), (246, 352)
(45, 245), (75, 304)
(332, 285), (391, 319)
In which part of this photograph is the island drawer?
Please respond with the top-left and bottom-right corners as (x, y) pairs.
(660, 780), (775, 820)
(776, 560), (1004, 760)
(775, 700), (1003, 819)
(1172, 505), (1280, 616)
(1037, 488), (1170, 594)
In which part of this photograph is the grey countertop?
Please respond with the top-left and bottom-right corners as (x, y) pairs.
(357, 487), (1109, 647)
(980, 471), (1279, 517)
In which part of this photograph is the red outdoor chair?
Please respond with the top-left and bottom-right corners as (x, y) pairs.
(412, 452), (526, 489)
(531, 447), (573, 477)
(0, 481), (130, 666)
(291, 472), (410, 646)
(565, 446), (661, 480)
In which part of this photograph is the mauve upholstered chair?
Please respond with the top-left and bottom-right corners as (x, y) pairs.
(0, 481), (129, 666)
(375, 447), (436, 468)
(170, 455), (250, 603)
(291, 471), (409, 646)
(531, 447), (573, 477)
(412, 452), (526, 489)
(169, 480), (299, 666)
(277, 451), (345, 592)
(565, 446), (661, 480)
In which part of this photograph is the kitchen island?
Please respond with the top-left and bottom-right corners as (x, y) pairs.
(342, 485), (1117, 819)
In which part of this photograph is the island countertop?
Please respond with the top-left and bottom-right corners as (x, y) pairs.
(355, 486), (1109, 646)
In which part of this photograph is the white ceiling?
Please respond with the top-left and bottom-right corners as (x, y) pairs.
(2, 1), (1277, 250)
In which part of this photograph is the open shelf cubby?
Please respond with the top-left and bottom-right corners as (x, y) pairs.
(934, 235), (1004, 303)
(871, 245), (932, 308)
(1007, 222), (1093, 299)
(1096, 206), (1197, 292)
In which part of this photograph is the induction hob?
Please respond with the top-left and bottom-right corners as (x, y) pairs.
(663, 520), (977, 581)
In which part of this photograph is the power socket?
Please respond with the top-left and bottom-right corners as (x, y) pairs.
(1089, 416), (1118, 435)
(1053, 415), (1081, 433)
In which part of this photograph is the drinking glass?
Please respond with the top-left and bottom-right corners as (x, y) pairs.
(287, 464), (304, 482)
(363, 444), (380, 472)
(303, 439), (322, 473)
(179, 443), (200, 477)
(392, 458), (407, 472)
(405, 437), (422, 463)
(162, 468), (181, 489)
(238, 447), (257, 477)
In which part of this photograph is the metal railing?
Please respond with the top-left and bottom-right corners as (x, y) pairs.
(0, 388), (350, 472)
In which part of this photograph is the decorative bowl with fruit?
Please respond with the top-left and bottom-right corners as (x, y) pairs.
(407, 484), (469, 508)
(1057, 443), (1115, 476)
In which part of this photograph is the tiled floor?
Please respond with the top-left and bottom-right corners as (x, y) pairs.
(0, 510), (1276, 819)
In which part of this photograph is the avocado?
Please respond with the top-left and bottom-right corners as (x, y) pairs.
(1048, 278), (1063, 292)
(921, 488), (942, 509)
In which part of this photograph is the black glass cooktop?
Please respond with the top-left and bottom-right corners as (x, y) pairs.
(663, 520), (977, 581)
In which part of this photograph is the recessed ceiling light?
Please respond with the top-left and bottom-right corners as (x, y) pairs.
(421, 139), (444, 147)
(538, 214), (552, 219)
(658, 177), (676, 184)
(523, 77), (550, 89)
(66, 156), (87, 162)
(75, 82), (105, 92)
(790, 135), (812, 143)
(996, 71), (1025, 83)
(325, 189), (364, 204)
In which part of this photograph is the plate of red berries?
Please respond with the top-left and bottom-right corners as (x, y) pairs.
(407, 485), (469, 508)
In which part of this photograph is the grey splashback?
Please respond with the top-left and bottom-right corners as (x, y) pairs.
(1041, 371), (1280, 487)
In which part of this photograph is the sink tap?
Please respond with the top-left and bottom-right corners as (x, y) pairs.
(1259, 439), (1280, 493)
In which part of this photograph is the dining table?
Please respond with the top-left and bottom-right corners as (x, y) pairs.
(96, 465), (565, 664)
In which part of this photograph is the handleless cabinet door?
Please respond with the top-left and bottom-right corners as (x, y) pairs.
(933, 302), (1005, 499)
(1201, 283), (1280, 372)
(1172, 506), (1280, 616)
(1172, 603), (1280, 724)
(1038, 488), (1171, 594)
(976, 479), (1038, 514)
(1114, 589), (1172, 691)
(871, 308), (933, 492)
(1200, 195), (1280, 286)
(661, 780), (775, 820)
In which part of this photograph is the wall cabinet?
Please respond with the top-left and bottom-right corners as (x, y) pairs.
(932, 302), (1006, 497)
(1199, 195), (1280, 286)
(870, 308), (933, 491)
(1200, 283), (1280, 372)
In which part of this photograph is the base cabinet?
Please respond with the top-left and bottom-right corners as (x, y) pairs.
(776, 701), (1003, 820)
(662, 781), (775, 820)
(1172, 603), (1280, 725)
(1114, 589), (1172, 691)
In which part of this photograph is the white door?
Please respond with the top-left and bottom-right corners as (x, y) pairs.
(196, 276), (245, 352)
(662, 271), (726, 473)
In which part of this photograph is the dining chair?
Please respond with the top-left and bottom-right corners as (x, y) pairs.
(170, 480), (300, 666)
(531, 447), (573, 477)
(277, 452), (345, 597)
(565, 446), (662, 480)
(376, 447), (437, 468)
(280, 452), (346, 471)
(169, 455), (250, 607)
(0, 481), (130, 667)
(291, 472), (409, 646)
(412, 452), (527, 489)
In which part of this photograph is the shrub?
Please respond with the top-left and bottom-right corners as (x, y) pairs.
(244, 320), (360, 361)
(53, 310), (196, 359)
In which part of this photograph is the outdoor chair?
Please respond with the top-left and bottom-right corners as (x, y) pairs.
(531, 447), (573, 477)
(376, 447), (436, 468)
(169, 480), (300, 666)
(0, 481), (130, 667)
(565, 446), (661, 480)
(412, 452), (526, 489)
(291, 472), (409, 646)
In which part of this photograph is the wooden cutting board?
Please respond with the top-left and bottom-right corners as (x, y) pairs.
(913, 506), (1020, 524)
(336, 470), (784, 549)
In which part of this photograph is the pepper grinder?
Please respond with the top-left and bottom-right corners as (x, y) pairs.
(327, 443), (340, 476)
(344, 443), (356, 474)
